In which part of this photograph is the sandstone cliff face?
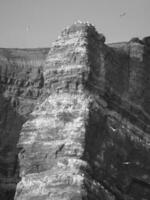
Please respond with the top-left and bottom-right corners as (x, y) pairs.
(1, 23), (150, 200)
(0, 48), (49, 200)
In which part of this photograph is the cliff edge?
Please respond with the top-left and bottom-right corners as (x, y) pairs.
(0, 22), (150, 200)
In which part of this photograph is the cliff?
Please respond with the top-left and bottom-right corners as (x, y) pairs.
(0, 48), (49, 199)
(0, 22), (150, 200)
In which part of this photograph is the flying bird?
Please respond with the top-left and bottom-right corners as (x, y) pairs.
(120, 12), (126, 17)
(26, 25), (30, 32)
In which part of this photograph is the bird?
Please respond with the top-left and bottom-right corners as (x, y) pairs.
(26, 25), (30, 32)
(122, 161), (130, 165)
(120, 12), (126, 17)
(86, 21), (90, 26)
(77, 20), (82, 24)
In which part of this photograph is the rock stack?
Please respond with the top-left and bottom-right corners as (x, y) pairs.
(14, 22), (96, 200)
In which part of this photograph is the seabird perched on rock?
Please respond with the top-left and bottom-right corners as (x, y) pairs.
(86, 21), (90, 26)
(77, 20), (82, 24)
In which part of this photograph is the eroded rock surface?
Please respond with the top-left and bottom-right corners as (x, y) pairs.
(0, 22), (150, 200)
(0, 48), (49, 200)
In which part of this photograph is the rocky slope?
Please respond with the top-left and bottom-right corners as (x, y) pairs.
(0, 48), (49, 200)
(0, 22), (150, 200)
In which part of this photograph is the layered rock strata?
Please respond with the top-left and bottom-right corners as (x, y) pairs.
(15, 23), (93, 200)
(14, 22), (150, 200)
(0, 22), (150, 200)
(0, 48), (49, 200)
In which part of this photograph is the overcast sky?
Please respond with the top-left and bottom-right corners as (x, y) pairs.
(0, 0), (149, 48)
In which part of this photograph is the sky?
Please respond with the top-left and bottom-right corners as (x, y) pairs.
(0, 0), (149, 48)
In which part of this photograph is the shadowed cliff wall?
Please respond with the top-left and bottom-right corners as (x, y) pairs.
(84, 32), (150, 199)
